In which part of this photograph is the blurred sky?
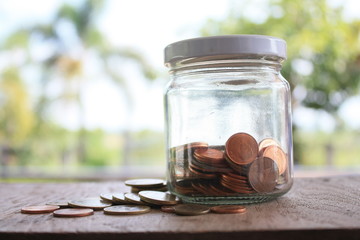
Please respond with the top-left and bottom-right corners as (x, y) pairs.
(0, 0), (360, 132)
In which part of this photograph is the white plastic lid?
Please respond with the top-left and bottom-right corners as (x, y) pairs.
(164, 35), (286, 64)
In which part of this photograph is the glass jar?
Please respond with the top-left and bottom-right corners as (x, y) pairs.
(164, 35), (293, 205)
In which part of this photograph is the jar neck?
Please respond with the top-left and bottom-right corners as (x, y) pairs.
(166, 55), (284, 75)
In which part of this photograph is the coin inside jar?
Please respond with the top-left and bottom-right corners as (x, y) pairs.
(53, 208), (94, 217)
(248, 157), (279, 193)
(262, 145), (287, 175)
(225, 132), (258, 165)
(258, 138), (280, 154)
(194, 148), (225, 162)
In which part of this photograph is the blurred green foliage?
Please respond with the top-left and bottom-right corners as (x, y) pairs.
(201, 0), (360, 163)
(0, 0), (161, 178)
(298, 130), (360, 167)
(201, 0), (360, 114)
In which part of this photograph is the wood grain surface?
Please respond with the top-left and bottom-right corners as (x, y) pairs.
(0, 175), (359, 240)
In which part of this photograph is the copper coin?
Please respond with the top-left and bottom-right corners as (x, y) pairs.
(220, 179), (252, 189)
(225, 132), (258, 165)
(191, 181), (218, 196)
(189, 161), (215, 173)
(194, 148), (224, 162)
(210, 205), (246, 214)
(188, 165), (218, 179)
(248, 157), (279, 193)
(220, 181), (254, 194)
(262, 145), (287, 174)
(161, 205), (176, 213)
(226, 172), (248, 180)
(208, 183), (236, 196)
(21, 205), (60, 214)
(190, 159), (232, 173)
(224, 155), (249, 174)
(53, 208), (94, 217)
(193, 157), (229, 169)
(125, 178), (165, 188)
(175, 142), (209, 157)
(175, 180), (199, 195)
(258, 138), (280, 154)
(174, 204), (210, 216)
(221, 174), (249, 184)
(182, 142), (209, 151)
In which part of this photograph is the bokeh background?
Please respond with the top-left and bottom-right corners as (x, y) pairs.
(0, 0), (359, 181)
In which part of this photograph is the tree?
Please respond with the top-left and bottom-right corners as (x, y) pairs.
(0, 0), (156, 168)
(200, 0), (360, 163)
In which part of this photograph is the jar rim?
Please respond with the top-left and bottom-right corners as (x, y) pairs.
(164, 35), (287, 65)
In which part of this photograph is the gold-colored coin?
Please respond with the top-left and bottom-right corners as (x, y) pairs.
(124, 193), (146, 205)
(125, 178), (165, 188)
(104, 205), (151, 215)
(138, 190), (180, 205)
(68, 198), (112, 210)
(21, 205), (60, 214)
(53, 208), (94, 217)
(174, 204), (210, 216)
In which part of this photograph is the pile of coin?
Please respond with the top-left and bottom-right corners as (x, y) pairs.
(170, 132), (288, 196)
(21, 178), (247, 217)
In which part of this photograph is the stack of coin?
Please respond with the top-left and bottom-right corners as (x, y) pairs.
(169, 132), (289, 196)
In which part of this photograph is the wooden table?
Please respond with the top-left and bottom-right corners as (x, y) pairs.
(1, 175), (360, 240)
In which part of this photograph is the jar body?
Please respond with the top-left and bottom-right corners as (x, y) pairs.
(164, 59), (293, 204)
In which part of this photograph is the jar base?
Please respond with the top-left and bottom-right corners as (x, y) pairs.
(174, 192), (285, 205)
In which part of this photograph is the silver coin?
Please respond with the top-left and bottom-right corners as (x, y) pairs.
(104, 205), (151, 215)
(68, 198), (112, 210)
(139, 191), (180, 205)
(125, 178), (165, 188)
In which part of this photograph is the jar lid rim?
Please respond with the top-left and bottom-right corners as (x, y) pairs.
(164, 35), (287, 65)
